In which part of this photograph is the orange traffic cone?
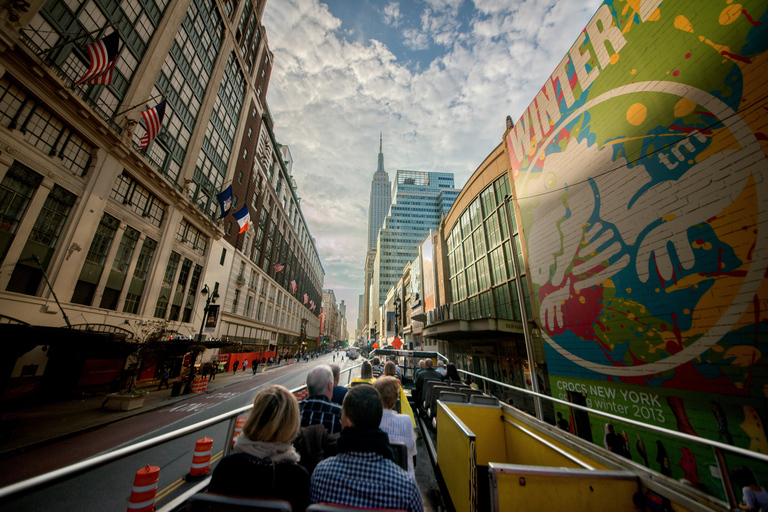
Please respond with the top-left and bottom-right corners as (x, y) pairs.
(127, 465), (159, 512)
(232, 417), (246, 447)
(186, 437), (213, 481)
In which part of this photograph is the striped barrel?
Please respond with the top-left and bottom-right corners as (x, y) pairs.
(293, 386), (309, 403)
(188, 437), (213, 478)
(126, 465), (159, 512)
(190, 378), (204, 393)
(231, 417), (246, 447)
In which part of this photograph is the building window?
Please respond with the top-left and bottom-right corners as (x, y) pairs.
(85, 214), (120, 266)
(111, 173), (166, 227)
(232, 289), (240, 313)
(248, 127), (252, 138)
(220, 247), (227, 265)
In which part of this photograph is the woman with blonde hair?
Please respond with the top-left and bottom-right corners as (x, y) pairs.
(382, 361), (416, 427)
(375, 376), (418, 480)
(209, 385), (309, 511)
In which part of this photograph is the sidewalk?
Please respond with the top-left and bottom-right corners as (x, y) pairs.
(0, 361), (292, 460)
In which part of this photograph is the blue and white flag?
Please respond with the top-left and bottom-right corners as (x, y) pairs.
(216, 185), (233, 219)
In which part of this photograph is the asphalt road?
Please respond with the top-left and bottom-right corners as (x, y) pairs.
(0, 353), (358, 512)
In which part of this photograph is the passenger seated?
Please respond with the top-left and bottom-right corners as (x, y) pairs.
(208, 385), (309, 512)
(300, 365), (342, 434)
(382, 361), (415, 426)
(371, 357), (383, 378)
(350, 360), (376, 385)
(414, 359), (442, 411)
(442, 363), (462, 382)
(375, 376), (417, 480)
(329, 363), (347, 406)
(310, 385), (423, 512)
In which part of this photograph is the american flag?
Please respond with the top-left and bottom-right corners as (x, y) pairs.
(290, 279), (297, 294)
(273, 262), (286, 273)
(310, 300), (316, 311)
(303, 293), (308, 304)
(139, 99), (167, 150)
(73, 32), (119, 87)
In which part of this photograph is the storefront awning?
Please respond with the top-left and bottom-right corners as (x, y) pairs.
(422, 317), (529, 340)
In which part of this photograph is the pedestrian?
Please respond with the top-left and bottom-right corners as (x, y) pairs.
(252, 359), (259, 375)
(158, 368), (170, 390)
(210, 363), (217, 381)
(243, 359), (248, 372)
(233, 360), (239, 374)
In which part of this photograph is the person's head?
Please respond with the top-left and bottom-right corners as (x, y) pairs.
(329, 363), (341, 386)
(424, 359), (434, 369)
(372, 357), (381, 366)
(342, 384), (383, 429)
(437, 360), (445, 369)
(360, 361), (373, 379)
(384, 361), (398, 377)
(242, 385), (300, 443)
(445, 363), (460, 380)
(418, 360), (426, 370)
(374, 376), (400, 410)
(557, 412), (563, 419)
(607, 423), (615, 434)
(306, 365), (334, 398)
(731, 468), (757, 488)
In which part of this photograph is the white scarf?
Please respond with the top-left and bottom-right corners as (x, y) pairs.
(233, 435), (301, 463)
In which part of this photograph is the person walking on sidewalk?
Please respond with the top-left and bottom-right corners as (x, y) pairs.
(243, 359), (248, 373)
(233, 360), (239, 374)
(210, 363), (217, 381)
(252, 359), (259, 375)
(158, 368), (170, 390)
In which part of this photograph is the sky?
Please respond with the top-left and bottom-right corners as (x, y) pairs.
(262, 0), (603, 340)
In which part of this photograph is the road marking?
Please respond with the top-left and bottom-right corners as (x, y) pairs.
(155, 477), (184, 501)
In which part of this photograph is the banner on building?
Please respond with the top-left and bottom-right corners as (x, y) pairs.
(203, 304), (220, 333)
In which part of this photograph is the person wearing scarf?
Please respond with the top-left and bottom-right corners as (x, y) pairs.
(209, 385), (309, 512)
(309, 385), (423, 512)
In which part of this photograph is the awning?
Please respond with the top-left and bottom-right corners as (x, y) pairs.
(422, 317), (529, 340)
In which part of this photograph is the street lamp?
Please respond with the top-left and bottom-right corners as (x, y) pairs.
(393, 296), (401, 337)
(198, 284), (220, 342)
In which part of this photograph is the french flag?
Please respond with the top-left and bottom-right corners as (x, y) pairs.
(233, 205), (250, 233)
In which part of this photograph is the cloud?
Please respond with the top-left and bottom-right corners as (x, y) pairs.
(263, 0), (602, 335)
(382, 2), (402, 27)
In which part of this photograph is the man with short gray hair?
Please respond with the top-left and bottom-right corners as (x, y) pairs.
(301, 365), (342, 433)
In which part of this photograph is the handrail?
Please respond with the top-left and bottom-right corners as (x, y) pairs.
(457, 369), (768, 465)
(0, 361), (363, 502)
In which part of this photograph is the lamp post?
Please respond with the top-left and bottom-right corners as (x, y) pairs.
(198, 284), (220, 342)
(393, 296), (401, 337)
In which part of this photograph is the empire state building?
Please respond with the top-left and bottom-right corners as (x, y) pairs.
(367, 134), (391, 251)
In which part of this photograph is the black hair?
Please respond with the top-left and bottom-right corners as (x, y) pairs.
(342, 384), (383, 429)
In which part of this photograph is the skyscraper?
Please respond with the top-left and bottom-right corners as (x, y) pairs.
(371, 170), (458, 311)
(367, 134), (391, 251)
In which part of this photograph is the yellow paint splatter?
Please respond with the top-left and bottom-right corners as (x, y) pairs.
(692, 239), (712, 250)
(674, 15), (694, 33)
(630, 68), (636, 75)
(662, 213), (677, 222)
(610, 53), (620, 65)
(674, 98), (697, 118)
(627, 103), (647, 125)
(628, 313), (636, 320)
(719, 4), (742, 25)
(684, 309), (690, 314)
(711, 344), (724, 352)
(647, 8), (660, 21)
(579, 296), (586, 304)
(626, 288), (632, 293)
(725, 346), (761, 366)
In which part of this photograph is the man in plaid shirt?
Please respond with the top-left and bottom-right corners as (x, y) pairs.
(310, 385), (423, 512)
(300, 365), (342, 434)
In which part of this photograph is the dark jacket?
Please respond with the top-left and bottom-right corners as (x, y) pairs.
(293, 424), (339, 477)
(414, 368), (443, 405)
(331, 385), (348, 406)
(208, 452), (309, 512)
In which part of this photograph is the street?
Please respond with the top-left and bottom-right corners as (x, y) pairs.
(0, 353), (356, 511)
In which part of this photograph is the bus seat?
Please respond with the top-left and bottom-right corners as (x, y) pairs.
(458, 388), (484, 401)
(470, 395), (499, 406)
(438, 391), (467, 403)
(186, 493), (292, 511)
(389, 442), (409, 471)
(307, 504), (406, 512)
(428, 386), (455, 418)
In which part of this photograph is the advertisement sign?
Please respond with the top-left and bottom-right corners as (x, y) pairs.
(203, 304), (220, 333)
(386, 311), (396, 337)
(421, 235), (435, 312)
(410, 253), (421, 306)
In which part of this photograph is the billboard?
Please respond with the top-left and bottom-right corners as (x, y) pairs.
(421, 234), (436, 312)
(504, 0), (768, 497)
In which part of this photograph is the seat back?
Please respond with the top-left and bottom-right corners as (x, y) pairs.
(186, 493), (292, 511)
(459, 388), (484, 401)
(389, 442), (409, 471)
(439, 391), (467, 403)
(429, 386), (455, 417)
(470, 395), (499, 406)
(421, 379), (442, 407)
(307, 504), (406, 512)
(450, 382), (469, 389)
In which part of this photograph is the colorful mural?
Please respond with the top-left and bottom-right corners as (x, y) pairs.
(504, 0), (768, 499)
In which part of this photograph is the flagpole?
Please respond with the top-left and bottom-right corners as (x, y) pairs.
(35, 19), (123, 57)
(111, 89), (168, 120)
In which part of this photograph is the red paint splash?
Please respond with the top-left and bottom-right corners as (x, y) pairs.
(667, 313), (683, 354)
(670, 124), (712, 135)
(685, 52), (691, 59)
(741, 9), (762, 27)
(538, 274), (604, 339)
(694, 111), (715, 117)
(652, 253), (666, 289)
(673, 70), (680, 76)
(755, 132), (768, 142)
(721, 51), (751, 64)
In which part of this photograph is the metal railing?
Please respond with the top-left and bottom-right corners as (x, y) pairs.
(0, 361), (363, 503)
